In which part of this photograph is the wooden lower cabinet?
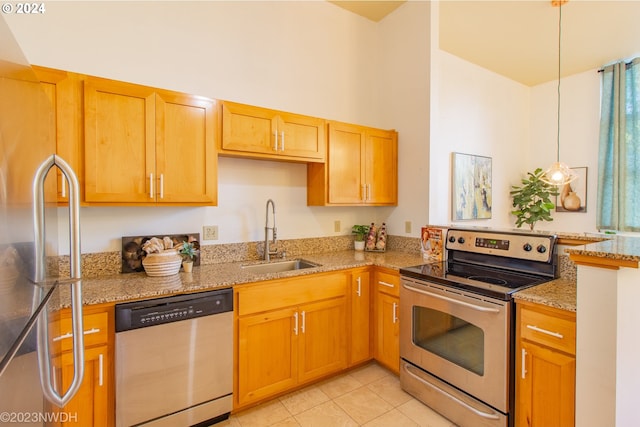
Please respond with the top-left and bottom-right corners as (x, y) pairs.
(46, 304), (114, 427)
(349, 268), (371, 366)
(373, 268), (400, 374)
(516, 301), (576, 427)
(235, 272), (348, 409)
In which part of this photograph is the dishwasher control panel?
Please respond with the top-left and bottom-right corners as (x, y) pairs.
(115, 288), (233, 332)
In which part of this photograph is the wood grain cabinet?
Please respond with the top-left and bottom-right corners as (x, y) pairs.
(32, 66), (83, 205)
(235, 272), (348, 409)
(373, 268), (400, 374)
(349, 268), (371, 366)
(219, 101), (326, 162)
(46, 304), (114, 427)
(516, 300), (576, 427)
(307, 121), (397, 206)
(84, 76), (217, 205)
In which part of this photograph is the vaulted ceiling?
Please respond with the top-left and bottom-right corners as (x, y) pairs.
(328, 0), (640, 86)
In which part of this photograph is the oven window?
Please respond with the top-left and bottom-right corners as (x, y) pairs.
(412, 306), (484, 376)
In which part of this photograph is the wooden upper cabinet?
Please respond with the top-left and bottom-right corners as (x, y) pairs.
(84, 76), (217, 205)
(307, 121), (397, 206)
(32, 66), (83, 204)
(220, 101), (325, 162)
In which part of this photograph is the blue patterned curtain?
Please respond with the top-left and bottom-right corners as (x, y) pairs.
(597, 58), (640, 231)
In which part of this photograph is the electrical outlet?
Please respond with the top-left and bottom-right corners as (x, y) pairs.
(334, 220), (341, 233)
(405, 221), (412, 234)
(203, 225), (218, 241)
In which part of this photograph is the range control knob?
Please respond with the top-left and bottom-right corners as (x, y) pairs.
(457, 237), (465, 244)
(537, 244), (547, 254)
(523, 243), (532, 252)
(449, 236), (456, 243)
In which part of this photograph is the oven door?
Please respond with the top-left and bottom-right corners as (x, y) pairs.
(400, 277), (510, 413)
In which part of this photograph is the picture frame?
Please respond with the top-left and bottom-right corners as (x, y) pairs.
(452, 152), (492, 220)
(556, 167), (587, 212)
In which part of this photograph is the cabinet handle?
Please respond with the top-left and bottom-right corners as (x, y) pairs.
(61, 175), (66, 198)
(526, 324), (564, 339)
(301, 310), (306, 333)
(392, 302), (398, 324)
(149, 173), (154, 199)
(159, 173), (164, 199)
(280, 131), (285, 151)
(356, 277), (362, 297)
(293, 312), (298, 335)
(366, 184), (371, 201)
(378, 281), (395, 288)
(521, 348), (527, 379)
(52, 327), (101, 342)
(98, 353), (104, 387)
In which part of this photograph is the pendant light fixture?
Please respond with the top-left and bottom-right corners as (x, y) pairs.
(541, 0), (578, 186)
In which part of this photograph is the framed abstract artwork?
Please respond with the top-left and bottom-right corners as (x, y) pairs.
(452, 152), (492, 220)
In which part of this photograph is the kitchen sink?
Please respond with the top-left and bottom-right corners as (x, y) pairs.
(240, 259), (320, 274)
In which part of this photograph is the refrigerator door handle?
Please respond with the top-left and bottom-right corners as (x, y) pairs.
(33, 154), (85, 408)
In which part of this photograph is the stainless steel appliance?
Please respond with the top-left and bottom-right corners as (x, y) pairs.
(0, 15), (86, 426)
(115, 288), (233, 427)
(399, 228), (558, 427)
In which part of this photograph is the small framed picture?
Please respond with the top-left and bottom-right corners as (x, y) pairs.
(556, 167), (587, 212)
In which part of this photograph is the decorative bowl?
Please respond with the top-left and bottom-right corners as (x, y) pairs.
(142, 250), (182, 277)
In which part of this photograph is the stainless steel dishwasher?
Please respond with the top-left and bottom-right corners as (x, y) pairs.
(115, 288), (233, 427)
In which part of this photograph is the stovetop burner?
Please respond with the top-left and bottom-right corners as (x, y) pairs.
(400, 260), (549, 300)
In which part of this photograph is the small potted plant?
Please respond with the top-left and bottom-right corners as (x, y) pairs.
(179, 241), (197, 272)
(351, 225), (369, 251)
(510, 168), (560, 230)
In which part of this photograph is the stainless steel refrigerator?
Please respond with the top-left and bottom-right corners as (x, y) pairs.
(0, 16), (85, 426)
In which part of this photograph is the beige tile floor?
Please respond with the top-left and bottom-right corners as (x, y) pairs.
(220, 362), (457, 427)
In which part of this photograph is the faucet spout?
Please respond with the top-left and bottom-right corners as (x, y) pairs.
(264, 199), (278, 261)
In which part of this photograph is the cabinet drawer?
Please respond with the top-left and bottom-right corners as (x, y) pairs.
(51, 311), (109, 353)
(520, 305), (575, 355)
(375, 270), (399, 297)
(238, 272), (348, 316)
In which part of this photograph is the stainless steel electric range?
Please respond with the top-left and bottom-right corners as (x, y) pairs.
(399, 228), (558, 427)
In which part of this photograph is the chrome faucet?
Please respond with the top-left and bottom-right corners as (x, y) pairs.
(264, 199), (278, 261)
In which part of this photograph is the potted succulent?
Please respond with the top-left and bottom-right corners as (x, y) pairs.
(510, 168), (560, 230)
(351, 225), (369, 251)
(179, 241), (197, 272)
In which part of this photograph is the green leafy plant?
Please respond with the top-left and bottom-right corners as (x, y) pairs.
(179, 241), (197, 261)
(351, 225), (370, 241)
(510, 168), (559, 230)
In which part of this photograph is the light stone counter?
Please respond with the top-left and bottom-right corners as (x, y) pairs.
(513, 278), (576, 312)
(69, 250), (427, 307)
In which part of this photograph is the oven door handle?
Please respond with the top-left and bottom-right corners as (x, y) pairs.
(402, 284), (500, 313)
(403, 363), (501, 421)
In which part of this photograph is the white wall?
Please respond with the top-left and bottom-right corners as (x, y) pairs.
(5, 1), (431, 253)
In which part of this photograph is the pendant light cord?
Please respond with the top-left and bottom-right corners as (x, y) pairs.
(556, 3), (562, 163)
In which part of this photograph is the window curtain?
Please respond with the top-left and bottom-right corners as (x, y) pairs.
(597, 57), (640, 231)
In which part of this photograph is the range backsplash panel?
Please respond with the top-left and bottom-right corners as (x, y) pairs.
(121, 233), (200, 273)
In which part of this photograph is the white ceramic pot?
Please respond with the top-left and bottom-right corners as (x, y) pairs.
(354, 240), (365, 251)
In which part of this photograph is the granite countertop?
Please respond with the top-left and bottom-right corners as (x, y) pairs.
(513, 278), (576, 312)
(71, 250), (427, 307)
(564, 235), (640, 267)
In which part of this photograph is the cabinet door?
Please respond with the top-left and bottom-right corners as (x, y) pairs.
(34, 66), (83, 204)
(50, 345), (110, 427)
(221, 101), (276, 156)
(277, 112), (325, 161)
(365, 128), (397, 205)
(326, 122), (365, 204)
(374, 292), (399, 374)
(237, 307), (298, 407)
(298, 297), (348, 383)
(349, 270), (371, 365)
(517, 340), (575, 427)
(155, 91), (217, 204)
(84, 77), (156, 203)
